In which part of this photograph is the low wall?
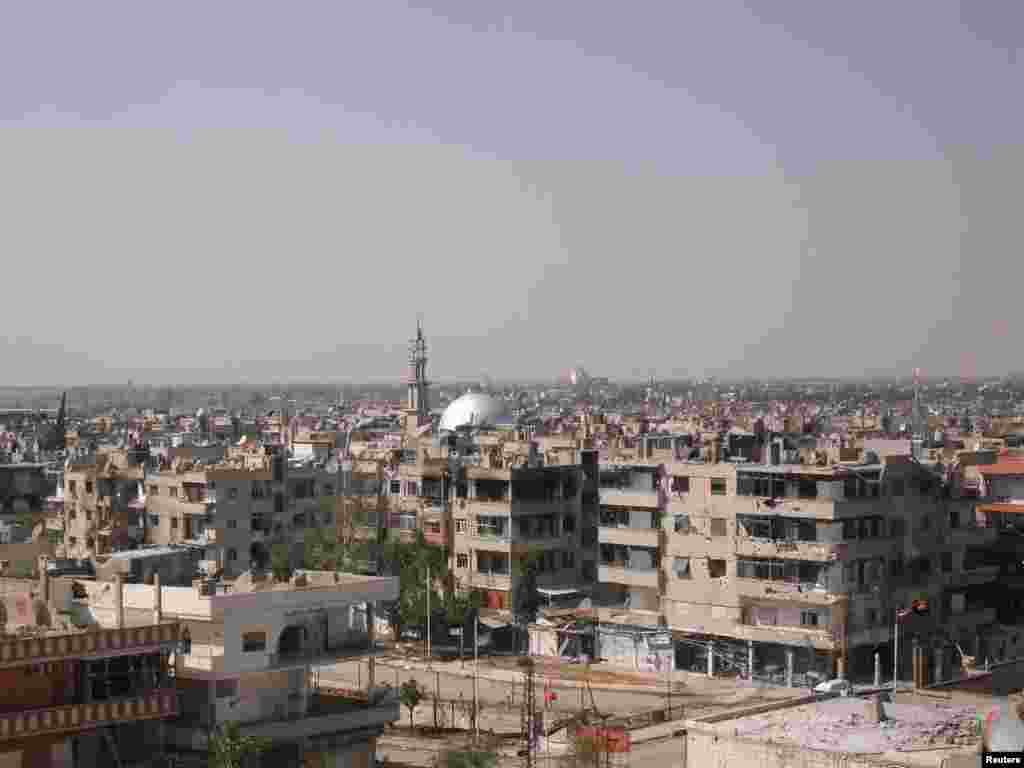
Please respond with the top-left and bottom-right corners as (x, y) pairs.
(683, 723), (979, 768)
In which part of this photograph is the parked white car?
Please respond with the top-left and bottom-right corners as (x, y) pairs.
(813, 678), (852, 696)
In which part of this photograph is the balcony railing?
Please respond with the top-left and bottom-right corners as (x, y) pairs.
(0, 623), (180, 669)
(0, 689), (178, 742)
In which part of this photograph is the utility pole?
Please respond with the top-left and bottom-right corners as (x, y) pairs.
(893, 606), (899, 691)
(521, 659), (537, 768)
(426, 565), (431, 662)
(474, 618), (480, 744)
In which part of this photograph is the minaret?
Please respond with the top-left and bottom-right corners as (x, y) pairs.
(405, 319), (430, 424)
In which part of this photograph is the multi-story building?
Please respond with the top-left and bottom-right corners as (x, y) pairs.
(144, 443), (341, 579)
(58, 450), (146, 559)
(595, 439), (1001, 685)
(73, 569), (399, 767)
(384, 324), (598, 609)
(0, 461), (50, 516)
(974, 453), (1024, 657)
(0, 573), (181, 767)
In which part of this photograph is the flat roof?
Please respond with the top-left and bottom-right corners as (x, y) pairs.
(729, 695), (979, 754)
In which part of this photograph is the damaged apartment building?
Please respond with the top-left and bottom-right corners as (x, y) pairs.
(383, 323), (599, 610)
(50, 442), (349, 582)
(391, 390), (599, 610)
(594, 431), (1001, 685)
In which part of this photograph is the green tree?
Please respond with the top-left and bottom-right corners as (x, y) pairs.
(444, 585), (482, 628)
(513, 549), (543, 651)
(270, 542), (293, 582)
(208, 721), (269, 768)
(306, 495), (374, 572)
(381, 531), (447, 641)
(400, 679), (423, 729)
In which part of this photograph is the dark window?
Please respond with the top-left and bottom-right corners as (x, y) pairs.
(710, 518), (727, 537)
(242, 632), (267, 652)
(216, 679), (239, 698)
(708, 559), (727, 578)
(949, 508), (960, 529)
(710, 478), (727, 496)
(890, 518), (906, 537)
(800, 611), (819, 627)
(941, 552), (953, 572)
(798, 478), (818, 499)
(671, 476), (690, 494)
(890, 556), (904, 578)
(890, 478), (905, 497)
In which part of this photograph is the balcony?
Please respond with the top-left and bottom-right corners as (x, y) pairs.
(467, 528), (511, 548)
(734, 538), (842, 562)
(0, 623), (180, 669)
(598, 565), (659, 589)
(512, 533), (573, 552)
(734, 578), (844, 606)
(947, 607), (997, 627)
(599, 489), (659, 509)
(0, 689), (178, 742)
(468, 571), (512, 591)
(168, 691), (399, 750)
(733, 622), (840, 651)
(599, 526), (660, 548)
(457, 499), (509, 517)
(847, 625), (893, 648)
(957, 565), (1001, 587)
(180, 499), (215, 516)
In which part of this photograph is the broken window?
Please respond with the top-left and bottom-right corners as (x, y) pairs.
(708, 559), (727, 578)
(242, 632), (267, 652)
(673, 557), (691, 579)
(671, 476), (690, 494)
(800, 611), (820, 627)
(798, 478), (818, 499)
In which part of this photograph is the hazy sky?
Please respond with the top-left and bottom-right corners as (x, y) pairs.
(2, 1), (1022, 385)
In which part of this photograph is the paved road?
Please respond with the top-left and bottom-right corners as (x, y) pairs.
(316, 659), (673, 715)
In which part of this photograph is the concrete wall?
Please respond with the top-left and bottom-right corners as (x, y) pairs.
(0, 541), (52, 577)
(683, 723), (976, 768)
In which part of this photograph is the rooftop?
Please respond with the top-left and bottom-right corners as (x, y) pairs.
(729, 695), (980, 754)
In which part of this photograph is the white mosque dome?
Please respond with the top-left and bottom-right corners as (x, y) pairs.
(439, 393), (509, 432)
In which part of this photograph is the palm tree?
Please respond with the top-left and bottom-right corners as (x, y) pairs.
(208, 721), (269, 768)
